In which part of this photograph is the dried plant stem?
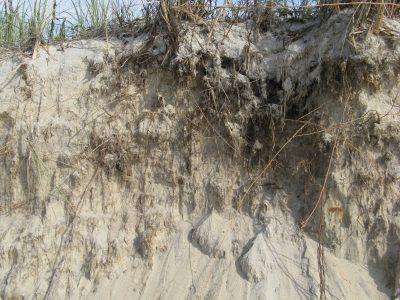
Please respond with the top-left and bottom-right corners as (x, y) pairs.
(334, 0), (340, 12)
(299, 130), (340, 300)
(318, 210), (326, 300)
(238, 123), (307, 210)
(210, 2), (400, 9)
(300, 130), (339, 230)
(374, 0), (385, 33)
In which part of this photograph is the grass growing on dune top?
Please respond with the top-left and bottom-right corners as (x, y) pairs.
(0, 0), (398, 51)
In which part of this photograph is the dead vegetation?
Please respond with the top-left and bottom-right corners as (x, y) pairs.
(0, 1), (399, 299)
(1, 0), (399, 57)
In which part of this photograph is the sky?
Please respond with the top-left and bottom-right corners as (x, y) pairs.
(55, 0), (226, 14)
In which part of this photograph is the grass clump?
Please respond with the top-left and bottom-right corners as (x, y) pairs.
(0, 0), (51, 48)
(0, 0), (28, 46)
(70, 0), (109, 34)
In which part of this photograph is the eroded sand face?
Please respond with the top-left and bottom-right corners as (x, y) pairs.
(0, 11), (399, 299)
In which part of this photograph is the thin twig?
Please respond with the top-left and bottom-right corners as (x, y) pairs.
(238, 123), (307, 210)
(300, 129), (340, 229)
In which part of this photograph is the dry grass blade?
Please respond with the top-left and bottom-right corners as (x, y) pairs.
(300, 129), (340, 230)
(237, 123), (307, 210)
(194, 102), (243, 158)
(159, 0), (179, 51)
(299, 129), (340, 300)
(374, 0), (385, 33)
